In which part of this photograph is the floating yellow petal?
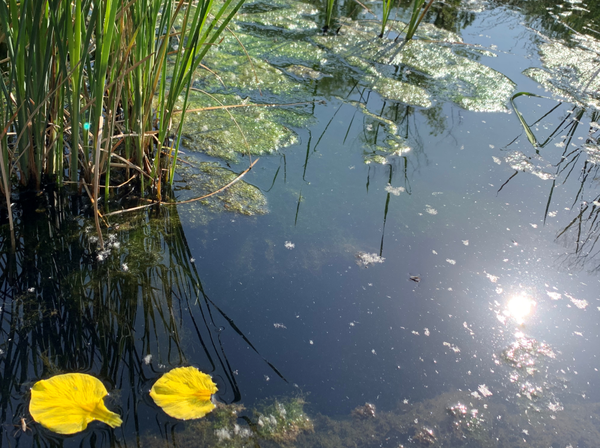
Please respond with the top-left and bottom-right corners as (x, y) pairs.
(150, 366), (217, 420)
(29, 373), (122, 435)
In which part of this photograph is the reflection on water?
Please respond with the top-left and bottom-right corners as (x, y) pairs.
(4, 0), (600, 446)
(506, 293), (536, 324)
(0, 191), (288, 447)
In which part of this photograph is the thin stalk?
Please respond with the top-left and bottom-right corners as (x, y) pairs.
(380, 0), (394, 38)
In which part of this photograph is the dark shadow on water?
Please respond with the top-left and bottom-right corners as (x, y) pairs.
(0, 190), (285, 448)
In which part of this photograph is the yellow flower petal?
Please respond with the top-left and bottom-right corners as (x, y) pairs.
(150, 366), (217, 420)
(29, 373), (122, 435)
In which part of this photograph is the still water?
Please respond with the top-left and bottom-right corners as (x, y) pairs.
(2, 0), (600, 446)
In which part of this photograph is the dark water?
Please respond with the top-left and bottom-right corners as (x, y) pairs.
(2, 0), (600, 446)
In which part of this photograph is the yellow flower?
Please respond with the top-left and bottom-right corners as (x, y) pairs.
(150, 366), (218, 420)
(29, 373), (122, 435)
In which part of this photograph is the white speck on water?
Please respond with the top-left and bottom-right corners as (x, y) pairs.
(215, 428), (232, 441)
(143, 354), (152, 365)
(446, 259), (456, 265)
(385, 184), (405, 196)
(462, 240), (469, 245)
(371, 349), (377, 355)
(273, 323), (287, 329)
(190, 257), (195, 263)
(425, 205), (438, 215)
(28, 287), (35, 293)
(443, 342), (460, 353)
(478, 384), (493, 397)
(548, 210), (557, 217)
(547, 401), (563, 412)
(284, 241), (295, 250)
(309, 340), (314, 345)
(496, 287), (503, 294)
(432, 250), (438, 254)
(412, 331), (419, 335)
(356, 252), (385, 267)
(489, 144), (495, 149)
(485, 272), (499, 283)
(424, 328), (430, 336)
(492, 156), (501, 164)
(463, 322), (475, 336)
(264, 375), (270, 382)
(522, 429), (529, 435)
(547, 291), (562, 300)
(530, 223), (538, 228)
(567, 294), (588, 309)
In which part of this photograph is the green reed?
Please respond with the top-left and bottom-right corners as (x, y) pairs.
(0, 0), (245, 223)
(380, 0), (394, 37)
(324, 0), (336, 33)
(404, 0), (434, 42)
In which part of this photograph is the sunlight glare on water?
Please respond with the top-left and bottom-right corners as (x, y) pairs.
(506, 293), (536, 324)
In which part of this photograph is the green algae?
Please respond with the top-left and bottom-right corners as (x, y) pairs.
(285, 65), (329, 80)
(292, 391), (600, 448)
(236, 0), (319, 31)
(523, 36), (600, 109)
(254, 397), (314, 443)
(173, 0), (515, 165)
(137, 387), (600, 448)
(140, 397), (313, 448)
(315, 18), (514, 112)
(175, 92), (312, 162)
(177, 161), (268, 217)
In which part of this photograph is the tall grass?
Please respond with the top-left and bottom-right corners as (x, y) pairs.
(403, 0), (435, 42)
(0, 0), (245, 244)
(324, 0), (336, 33)
(380, 0), (394, 38)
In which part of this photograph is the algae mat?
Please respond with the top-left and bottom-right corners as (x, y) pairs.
(176, 0), (515, 164)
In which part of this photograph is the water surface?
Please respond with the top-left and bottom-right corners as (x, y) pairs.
(2, 0), (600, 446)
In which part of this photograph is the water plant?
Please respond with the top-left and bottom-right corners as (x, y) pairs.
(324, 0), (336, 33)
(0, 0), (245, 242)
(403, 0), (435, 43)
(254, 397), (314, 444)
(380, 0), (395, 37)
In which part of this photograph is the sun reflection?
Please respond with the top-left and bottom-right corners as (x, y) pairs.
(505, 294), (536, 324)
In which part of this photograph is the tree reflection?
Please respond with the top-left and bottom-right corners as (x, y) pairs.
(0, 190), (282, 447)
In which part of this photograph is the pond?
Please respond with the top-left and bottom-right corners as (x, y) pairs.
(2, 0), (600, 446)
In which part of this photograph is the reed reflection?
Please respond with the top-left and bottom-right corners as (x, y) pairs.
(0, 190), (282, 448)
(501, 100), (600, 272)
